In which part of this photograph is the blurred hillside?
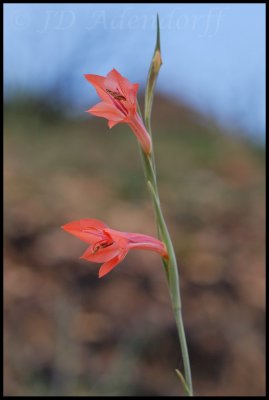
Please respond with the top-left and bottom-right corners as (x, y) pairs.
(4, 95), (265, 396)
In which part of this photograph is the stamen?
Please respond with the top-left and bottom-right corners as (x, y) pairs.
(106, 89), (126, 101)
(92, 239), (114, 254)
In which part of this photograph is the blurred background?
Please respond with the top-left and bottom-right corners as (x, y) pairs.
(4, 3), (265, 396)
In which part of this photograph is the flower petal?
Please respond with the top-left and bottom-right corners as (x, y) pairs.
(84, 74), (112, 104)
(106, 69), (137, 102)
(98, 249), (128, 278)
(104, 69), (139, 111)
(108, 119), (121, 129)
(84, 74), (105, 88)
(80, 243), (120, 263)
(88, 102), (124, 121)
(61, 219), (108, 244)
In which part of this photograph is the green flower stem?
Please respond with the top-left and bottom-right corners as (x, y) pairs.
(138, 14), (193, 395)
(140, 150), (193, 396)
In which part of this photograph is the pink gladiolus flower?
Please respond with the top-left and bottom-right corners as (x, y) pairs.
(84, 69), (152, 155)
(62, 219), (167, 278)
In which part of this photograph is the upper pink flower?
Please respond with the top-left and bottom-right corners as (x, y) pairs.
(84, 69), (152, 155)
(62, 219), (167, 278)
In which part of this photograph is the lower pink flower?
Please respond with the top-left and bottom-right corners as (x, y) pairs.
(62, 219), (168, 278)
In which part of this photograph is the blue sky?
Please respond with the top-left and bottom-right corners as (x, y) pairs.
(4, 3), (265, 140)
